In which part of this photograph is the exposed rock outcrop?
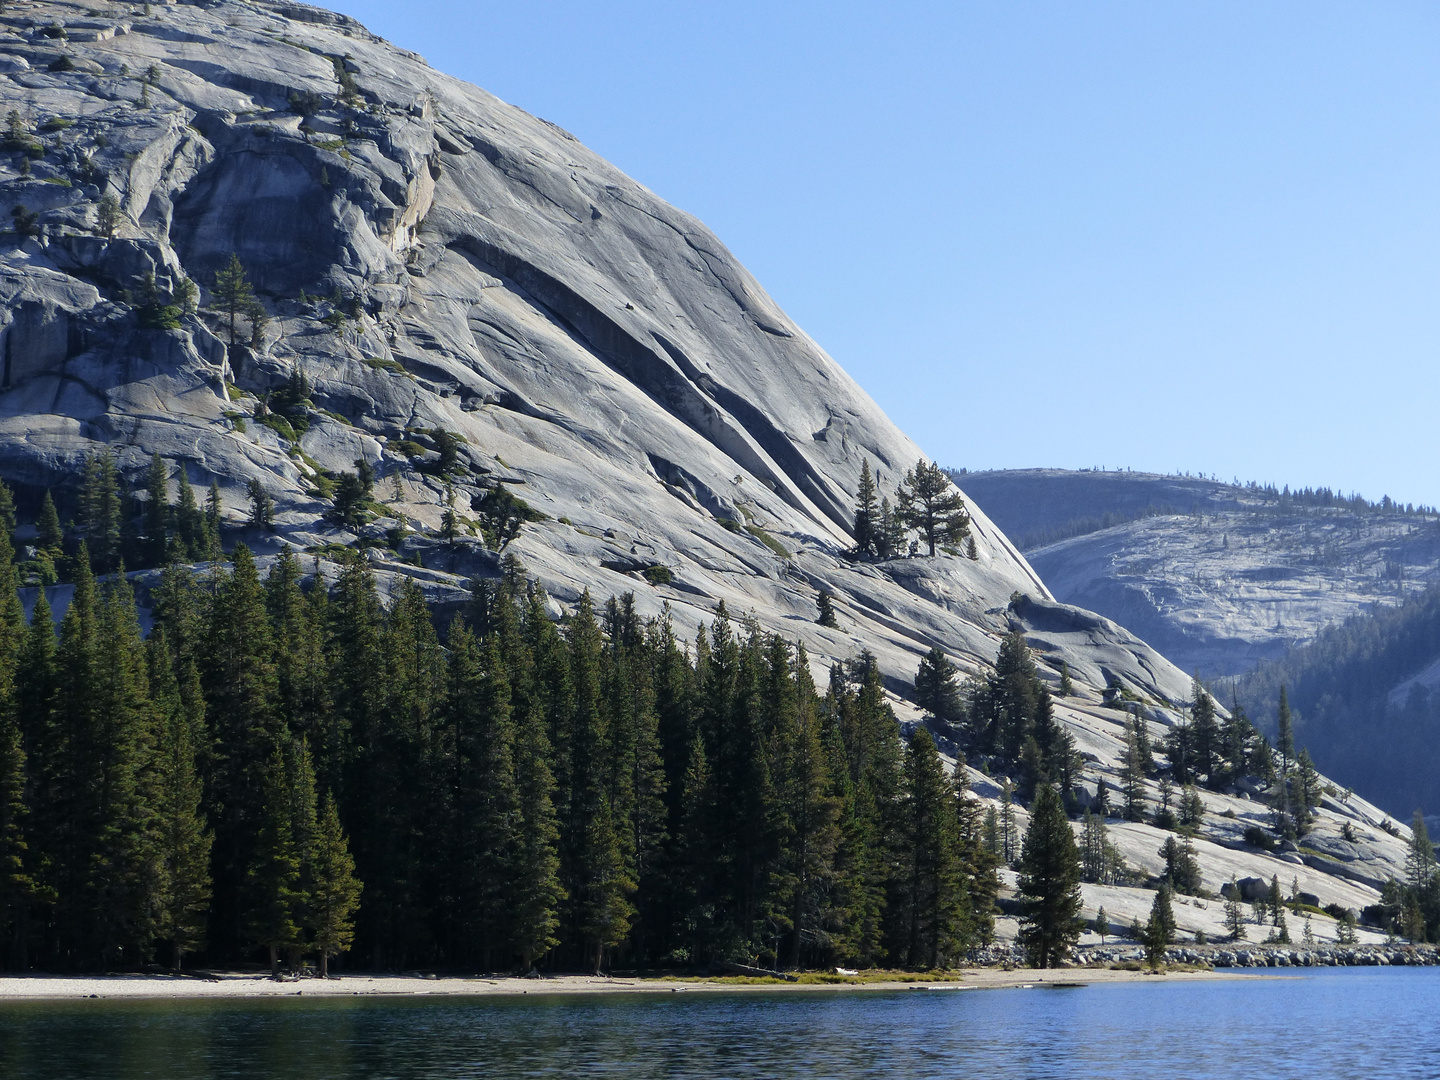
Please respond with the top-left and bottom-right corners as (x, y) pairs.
(0, 0), (1067, 688)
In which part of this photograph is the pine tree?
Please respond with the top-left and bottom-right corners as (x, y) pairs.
(816, 588), (838, 628)
(1295, 749), (1322, 833)
(247, 299), (270, 350)
(328, 554), (382, 790)
(1144, 884), (1176, 968)
(148, 634), (211, 969)
(1159, 834), (1201, 894)
(178, 277), (199, 316)
(309, 792), (361, 977)
(246, 478), (274, 531)
(1407, 810), (1436, 895)
(1094, 905), (1108, 944)
(448, 623), (519, 966)
(913, 647), (962, 723)
(0, 707), (31, 969)
(266, 551), (314, 734)
(29, 556), (159, 968)
(1219, 698), (1254, 786)
(203, 482), (223, 557)
(1179, 785), (1205, 829)
(852, 459), (878, 557)
(95, 193), (120, 239)
(335, 554), (418, 968)
(173, 469), (206, 561)
(79, 451), (123, 573)
(511, 660), (564, 971)
(827, 653), (902, 965)
(897, 730), (966, 969)
(1272, 904), (1291, 944)
(895, 460), (971, 556)
(203, 544), (280, 959)
(565, 593), (635, 973)
(1057, 661), (1072, 697)
(0, 479), (13, 542)
(1224, 880), (1247, 940)
(142, 452), (170, 567)
(36, 491), (63, 554)
(1133, 707), (1154, 775)
(673, 731), (718, 962)
(0, 525), (34, 967)
(1120, 715), (1146, 822)
(998, 778), (1018, 865)
(954, 770), (999, 948)
(876, 496), (902, 559)
(16, 591), (56, 757)
(283, 738), (320, 973)
(0, 524), (21, 682)
(1080, 808), (1107, 883)
(766, 641), (838, 970)
(91, 569), (164, 965)
(1189, 680), (1219, 785)
(602, 596), (667, 965)
(1016, 784), (1083, 968)
(982, 806), (1000, 859)
(1276, 686), (1295, 777)
(214, 253), (255, 346)
(246, 743), (303, 975)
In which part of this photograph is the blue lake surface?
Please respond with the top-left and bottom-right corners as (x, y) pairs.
(0, 968), (1435, 1079)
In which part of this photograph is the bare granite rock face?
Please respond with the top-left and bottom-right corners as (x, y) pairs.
(0, 0), (1064, 687)
(0, 1), (1417, 925)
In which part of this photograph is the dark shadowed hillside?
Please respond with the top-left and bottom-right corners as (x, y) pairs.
(1235, 586), (1440, 819)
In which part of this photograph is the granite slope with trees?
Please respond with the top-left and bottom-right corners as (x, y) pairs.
(0, 1), (1431, 974)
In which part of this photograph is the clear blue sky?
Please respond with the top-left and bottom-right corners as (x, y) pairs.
(336, 1), (1440, 507)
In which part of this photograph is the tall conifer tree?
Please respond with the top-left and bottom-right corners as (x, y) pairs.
(767, 641), (838, 969)
(0, 526), (33, 967)
(853, 459), (878, 557)
(511, 657), (564, 972)
(896, 730), (966, 969)
(89, 569), (161, 965)
(310, 792), (361, 977)
(142, 452), (170, 567)
(448, 623), (519, 966)
(148, 633), (211, 969)
(246, 743), (302, 975)
(1016, 784), (1083, 968)
(565, 593), (635, 972)
(202, 545), (279, 958)
(173, 469), (206, 561)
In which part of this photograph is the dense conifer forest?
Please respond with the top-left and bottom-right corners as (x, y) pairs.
(1236, 585), (1440, 819)
(0, 468), (1004, 974)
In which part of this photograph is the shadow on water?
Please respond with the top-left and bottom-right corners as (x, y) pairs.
(0, 969), (1435, 1079)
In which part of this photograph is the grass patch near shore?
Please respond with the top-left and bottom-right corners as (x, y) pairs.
(661, 970), (963, 986)
(1107, 961), (1213, 973)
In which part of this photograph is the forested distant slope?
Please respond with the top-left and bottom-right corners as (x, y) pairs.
(1235, 586), (1440, 819)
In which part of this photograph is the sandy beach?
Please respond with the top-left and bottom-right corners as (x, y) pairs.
(0, 966), (1251, 1001)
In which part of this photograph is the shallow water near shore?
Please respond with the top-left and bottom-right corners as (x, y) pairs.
(0, 967), (1433, 1079)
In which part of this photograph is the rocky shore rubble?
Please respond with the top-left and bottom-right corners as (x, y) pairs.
(966, 942), (1438, 969)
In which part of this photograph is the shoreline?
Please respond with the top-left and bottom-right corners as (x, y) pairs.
(0, 966), (1252, 1002)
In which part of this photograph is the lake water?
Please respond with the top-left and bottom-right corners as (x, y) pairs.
(1, 969), (1434, 1079)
